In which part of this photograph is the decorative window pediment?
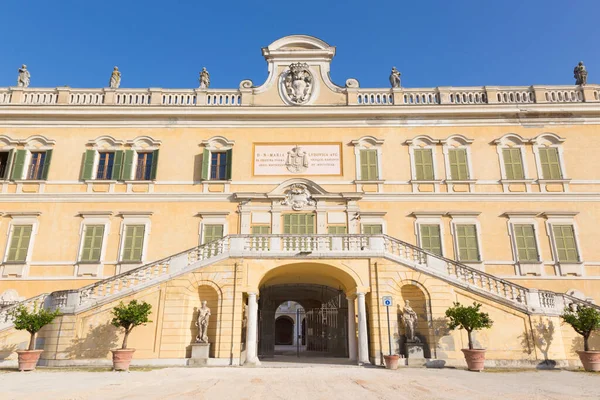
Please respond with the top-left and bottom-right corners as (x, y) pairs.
(441, 135), (475, 184)
(127, 136), (162, 150)
(200, 136), (235, 151)
(87, 135), (125, 150)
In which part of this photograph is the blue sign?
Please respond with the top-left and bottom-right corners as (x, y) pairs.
(382, 296), (393, 307)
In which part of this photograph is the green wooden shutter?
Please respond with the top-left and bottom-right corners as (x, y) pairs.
(7, 225), (32, 263)
(11, 150), (27, 181)
(283, 214), (291, 234)
(553, 225), (579, 263)
(81, 150), (96, 180)
(327, 226), (347, 234)
(456, 224), (480, 261)
(149, 149), (160, 180)
(283, 214), (314, 234)
(414, 149), (434, 180)
(449, 148), (469, 180)
(362, 224), (383, 234)
(203, 224), (224, 244)
(360, 149), (378, 180)
(225, 149), (233, 180)
(40, 149), (53, 180)
(539, 147), (562, 179)
(251, 225), (270, 234)
(121, 150), (134, 181)
(201, 149), (210, 180)
(80, 225), (105, 262)
(4, 149), (15, 180)
(513, 224), (539, 262)
(122, 225), (145, 262)
(502, 148), (524, 180)
(420, 224), (442, 255)
(111, 150), (124, 180)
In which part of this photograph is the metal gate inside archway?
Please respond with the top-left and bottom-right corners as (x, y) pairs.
(258, 284), (348, 358)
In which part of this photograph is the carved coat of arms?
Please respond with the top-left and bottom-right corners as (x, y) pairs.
(283, 63), (313, 105)
(285, 146), (309, 173)
(281, 183), (316, 211)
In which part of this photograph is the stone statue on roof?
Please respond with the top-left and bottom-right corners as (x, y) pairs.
(109, 66), (121, 89)
(574, 61), (588, 86)
(389, 67), (401, 88)
(199, 67), (210, 89)
(17, 65), (30, 88)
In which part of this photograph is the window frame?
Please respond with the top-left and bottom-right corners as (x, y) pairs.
(209, 150), (229, 181)
(441, 135), (475, 186)
(406, 135), (442, 192)
(543, 212), (583, 276)
(3, 213), (40, 269)
(532, 133), (568, 184)
(0, 150), (15, 181)
(133, 151), (155, 181)
(200, 136), (235, 182)
(351, 136), (384, 182)
(448, 212), (483, 264)
(198, 212), (230, 246)
(494, 134), (533, 192)
(504, 213), (544, 275)
(118, 213), (152, 265)
(412, 212), (446, 257)
(95, 151), (116, 181)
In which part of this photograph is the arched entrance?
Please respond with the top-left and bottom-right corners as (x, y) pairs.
(275, 315), (294, 345)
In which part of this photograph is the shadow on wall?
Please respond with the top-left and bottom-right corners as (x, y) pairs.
(518, 320), (557, 369)
(571, 332), (600, 355)
(0, 343), (18, 360)
(64, 322), (120, 359)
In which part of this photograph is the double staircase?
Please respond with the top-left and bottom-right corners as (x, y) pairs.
(1, 234), (597, 332)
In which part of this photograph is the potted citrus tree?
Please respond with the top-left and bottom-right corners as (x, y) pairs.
(10, 302), (60, 371)
(561, 303), (600, 372)
(110, 299), (152, 371)
(445, 301), (493, 371)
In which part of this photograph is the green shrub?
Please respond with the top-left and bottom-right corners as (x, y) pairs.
(11, 303), (60, 350)
(561, 304), (600, 352)
(111, 300), (152, 349)
(445, 302), (493, 350)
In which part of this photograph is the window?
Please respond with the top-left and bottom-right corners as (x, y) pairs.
(79, 225), (105, 263)
(251, 225), (270, 234)
(121, 225), (145, 262)
(362, 224), (383, 235)
(283, 214), (314, 234)
(327, 226), (347, 234)
(251, 225), (270, 250)
(455, 224), (480, 262)
(135, 152), (154, 180)
(211, 152), (228, 180)
(538, 147), (562, 179)
(10, 149), (53, 181)
(6, 225), (32, 263)
(513, 224), (539, 262)
(203, 224), (224, 244)
(419, 224), (442, 255)
(0, 151), (12, 180)
(97, 153), (115, 180)
(448, 149), (469, 180)
(502, 148), (524, 180)
(359, 149), (378, 180)
(552, 225), (579, 263)
(414, 149), (434, 180)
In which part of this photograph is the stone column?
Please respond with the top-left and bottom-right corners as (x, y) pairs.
(245, 292), (261, 365)
(347, 296), (357, 360)
(357, 292), (370, 364)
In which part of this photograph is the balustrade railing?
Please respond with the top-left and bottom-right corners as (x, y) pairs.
(115, 90), (152, 105)
(161, 90), (197, 106)
(402, 89), (440, 105)
(22, 89), (58, 105)
(448, 88), (487, 104)
(545, 88), (583, 103)
(357, 91), (394, 105)
(496, 89), (535, 104)
(69, 90), (105, 105)
(0, 293), (49, 329)
(206, 91), (241, 106)
(0, 89), (11, 104)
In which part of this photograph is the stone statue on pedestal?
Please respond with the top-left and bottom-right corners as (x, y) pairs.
(389, 67), (401, 88)
(401, 299), (420, 343)
(195, 300), (211, 343)
(109, 66), (121, 89)
(199, 67), (210, 89)
(574, 61), (588, 86)
(17, 65), (30, 88)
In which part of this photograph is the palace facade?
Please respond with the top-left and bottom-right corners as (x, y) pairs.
(0, 35), (599, 367)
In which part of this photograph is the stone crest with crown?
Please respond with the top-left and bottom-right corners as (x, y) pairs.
(283, 63), (313, 105)
(281, 183), (316, 210)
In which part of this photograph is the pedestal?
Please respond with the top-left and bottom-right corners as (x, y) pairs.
(189, 343), (210, 366)
(405, 342), (425, 367)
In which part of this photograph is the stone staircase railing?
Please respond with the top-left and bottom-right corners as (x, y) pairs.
(0, 293), (50, 330)
(1, 234), (599, 332)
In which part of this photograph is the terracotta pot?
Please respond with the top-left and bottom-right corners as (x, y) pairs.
(461, 349), (486, 371)
(383, 354), (400, 370)
(577, 350), (600, 372)
(111, 349), (136, 371)
(16, 349), (44, 371)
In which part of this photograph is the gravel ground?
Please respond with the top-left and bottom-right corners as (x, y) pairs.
(1, 365), (598, 400)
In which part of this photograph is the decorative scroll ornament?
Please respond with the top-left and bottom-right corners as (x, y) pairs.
(282, 63), (313, 105)
(281, 183), (316, 210)
(285, 145), (309, 173)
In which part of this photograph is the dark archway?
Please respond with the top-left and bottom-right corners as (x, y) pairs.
(275, 316), (294, 345)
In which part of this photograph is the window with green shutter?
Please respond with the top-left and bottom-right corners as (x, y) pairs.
(502, 148), (525, 180)
(455, 224), (480, 261)
(359, 149), (378, 180)
(6, 225), (33, 263)
(513, 224), (539, 262)
(552, 225), (579, 263)
(80, 225), (105, 263)
(362, 224), (383, 235)
(538, 147), (562, 179)
(414, 148), (434, 180)
(419, 224), (442, 256)
(448, 148), (469, 180)
(283, 214), (314, 234)
(203, 224), (224, 244)
(327, 226), (347, 234)
(121, 225), (145, 262)
(251, 225), (270, 234)
(251, 225), (270, 250)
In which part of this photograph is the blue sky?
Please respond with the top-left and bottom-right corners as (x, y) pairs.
(1, 1), (598, 89)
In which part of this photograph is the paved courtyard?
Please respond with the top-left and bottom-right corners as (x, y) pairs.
(1, 364), (598, 400)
